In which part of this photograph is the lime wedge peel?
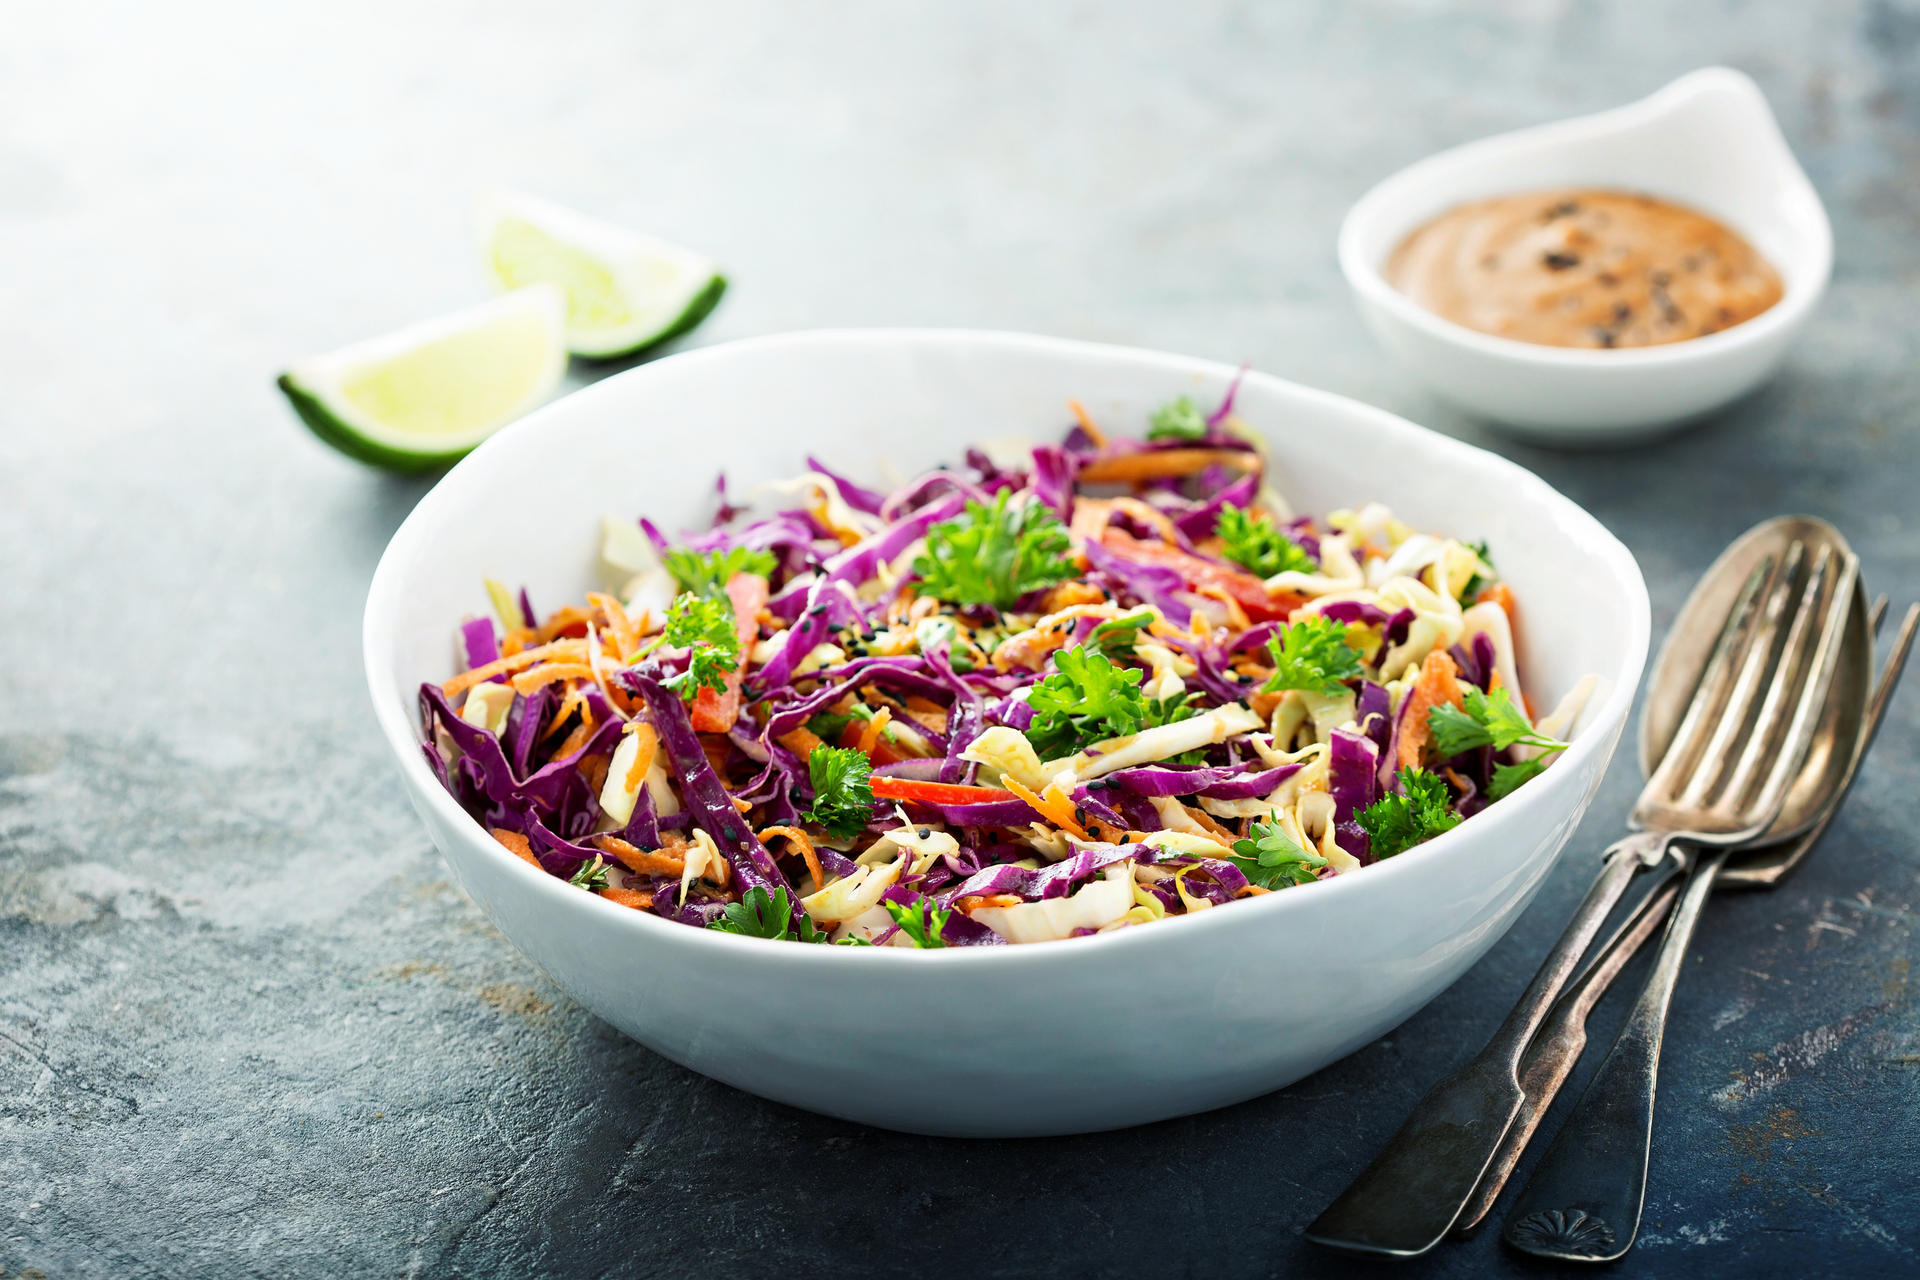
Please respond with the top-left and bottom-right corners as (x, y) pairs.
(278, 285), (567, 471)
(475, 189), (727, 360)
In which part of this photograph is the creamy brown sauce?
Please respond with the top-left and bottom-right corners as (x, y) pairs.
(1385, 189), (1784, 349)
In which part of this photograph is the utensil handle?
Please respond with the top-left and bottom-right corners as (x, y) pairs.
(1304, 833), (1664, 1257)
(1451, 873), (1682, 1236)
(1501, 847), (1731, 1263)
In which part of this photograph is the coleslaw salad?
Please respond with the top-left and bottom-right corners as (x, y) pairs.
(419, 380), (1603, 948)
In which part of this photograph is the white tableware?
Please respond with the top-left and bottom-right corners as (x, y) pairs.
(363, 329), (1649, 1136)
(1339, 67), (1831, 445)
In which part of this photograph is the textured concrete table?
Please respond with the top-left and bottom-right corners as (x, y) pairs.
(3, 3), (1915, 1276)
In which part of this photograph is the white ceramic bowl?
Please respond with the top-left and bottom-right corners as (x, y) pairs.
(364, 329), (1649, 1136)
(1339, 67), (1832, 445)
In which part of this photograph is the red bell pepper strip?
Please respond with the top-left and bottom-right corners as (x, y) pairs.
(690, 573), (769, 733)
(868, 777), (1019, 806)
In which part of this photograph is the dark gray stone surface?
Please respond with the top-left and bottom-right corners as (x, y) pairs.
(2, 2), (1915, 1276)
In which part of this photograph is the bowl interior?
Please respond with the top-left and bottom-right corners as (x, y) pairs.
(1344, 68), (1832, 310)
(368, 330), (1646, 824)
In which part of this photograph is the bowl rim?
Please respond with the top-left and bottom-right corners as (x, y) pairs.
(1336, 66), (1834, 370)
(363, 327), (1650, 966)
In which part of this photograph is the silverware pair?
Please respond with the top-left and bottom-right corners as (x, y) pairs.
(1304, 516), (1916, 1261)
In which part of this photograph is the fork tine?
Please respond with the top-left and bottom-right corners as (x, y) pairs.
(1742, 551), (1861, 828)
(1713, 546), (1833, 814)
(1673, 542), (1804, 811)
(1641, 556), (1773, 808)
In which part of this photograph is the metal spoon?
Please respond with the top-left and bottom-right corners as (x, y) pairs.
(1449, 872), (1683, 1236)
(1502, 525), (1875, 1262)
(1454, 593), (1914, 1236)
(1304, 527), (1856, 1258)
(1640, 518), (1879, 887)
(1720, 595), (1917, 888)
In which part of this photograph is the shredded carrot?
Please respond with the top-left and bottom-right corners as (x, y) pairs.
(1248, 690), (1284, 720)
(622, 723), (660, 793)
(552, 713), (597, 760)
(1038, 580), (1107, 612)
(776, 726), (824, 758)
(1183, 802), (1236, 841)
(808, 493), (865, 548)
(579, 752), (610, 796)
(1067, 398), (1109, 449)
(1476, 581), (1517, 630)
(758, 825), (824, 892)
(1397, 648), (1465, 769)
(958, 893), (1024, 913)
(837, 719), (902, 767)
(587, 592), (641, 661)
(1067, 497), (1117, 552)
(442, 639), (588, 697)
(594, 834), (687, 878)
(1108, 496), (1186, 547)
(700, 735), (732, 775)
(599, 885), (653, 910)
(1487, 668), (1505, 692)
(490, 828), (541, 869)
(537, 605), (594, 642)
(1077, 447), (1256, 484)
(856, 706), (893, 757)
(732, 797), (753, 813)
(1002, 777), (1089, 840)
(1238, 884), (1273, 897)
(604, 683), (641, 718)
(511, 663), (594, 696)
(901, 694), (949, 735)
(539, 687), (587, 741)
(1193, 583), (1252, 632)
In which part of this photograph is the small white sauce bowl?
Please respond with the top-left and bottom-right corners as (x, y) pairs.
(365, 330), (1648, 1136)
(1339, 68), (1832, 445)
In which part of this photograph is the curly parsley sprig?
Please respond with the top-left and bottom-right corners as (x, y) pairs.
(1227, 820), (1328, 889)
(646, 592), (742, 700)
(1356, 767), (1461, 860)
(1147, 395), (1208, 441)
(1260, 616), (1364, 697)
(567, 855), (610, 892)
(1216, 504), (1316, 579)
(664, 545), (776, 599)
(1426, 686), (1569, 799)
(804, 745), (876, 840)
(914, 491), (1075, 609)
(709, 885), (833, 943)
(882, 897), (951, 949)
(1086, 610), (1155, 658)
(1022, 646), (1197, 760)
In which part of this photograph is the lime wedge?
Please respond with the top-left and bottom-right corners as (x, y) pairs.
(277, 286), (567, 470)
(475, 189), (726, 359)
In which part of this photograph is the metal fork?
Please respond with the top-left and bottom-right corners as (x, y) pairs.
(1305, 540), (1857, 1258)
(1456, 594), (1914, 1235)
(1448, 871), (1684, 1236)
(1501, 549), (1867, 1262)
